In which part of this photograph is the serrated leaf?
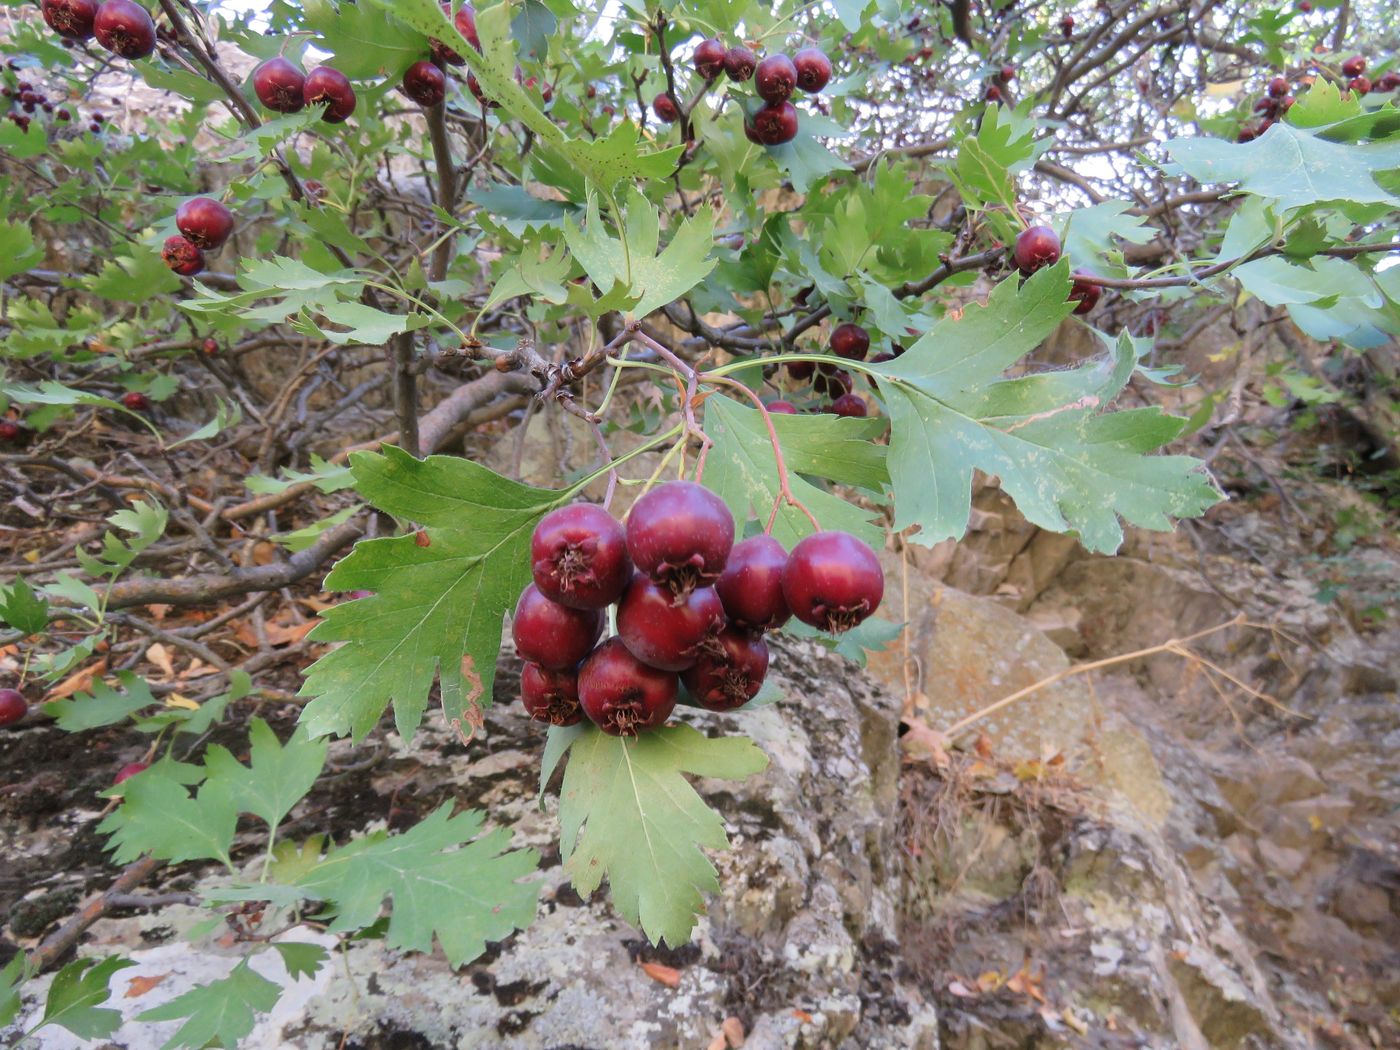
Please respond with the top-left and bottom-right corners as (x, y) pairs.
(41, 956), (135, 1041)
(0, 577), (49, 635)
(303, 0), (422, 78)
(270, 942), (328, 981)
(168, 398), (242, 449)
(0, 954), (25, 1029)
(136, 960), (281, 1050)
(44, 671), (159, 731)
(0, 218), (43, 281)
(97, 763), (238, 867)
(85, 246), (182, 303)
(202, 720), (327, 832)
(557, 724), (768, 946)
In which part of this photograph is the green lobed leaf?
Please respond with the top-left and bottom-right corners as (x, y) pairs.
(0, 577), (49, 635)
(0, 954), (24, 1030)
(44, 671), (160, 732)
(136, 960), (282, 1050)
(40, 956), (135, 1041)
(97, 761), (238, 867)
(201, 720), (327, 832)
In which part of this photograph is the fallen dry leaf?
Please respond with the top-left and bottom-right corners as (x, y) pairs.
(639, 961), (680, 988)
(164, 693), (199, 711)
(146, 642), (175, 679)
(46, 658), (108, 701)
(721, 1014), (745, 1047)
(790, 1009), (812, 1023)
(124, 972), (170, 998)
(706, 1035), (728, 1050)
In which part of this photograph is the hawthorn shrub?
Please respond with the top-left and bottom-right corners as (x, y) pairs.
(0, 0), (1397, 1043)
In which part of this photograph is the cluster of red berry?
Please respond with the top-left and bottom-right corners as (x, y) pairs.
(0, 72), (98, 134)
(1013, 225), (1102, 316)
(42, 0), (157, 60)
(984, 64), (1016, 103)
(160, 196), (234, 277)
(1339, 54), (1399, 97)
(251, 57), (357, 122)
(513, 482), (883, 736)
(782, 321), (884, 418)
(1238, 75), (1297, 142)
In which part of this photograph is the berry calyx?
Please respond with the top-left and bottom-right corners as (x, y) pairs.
(121, 391), (150, 411)
(694, 37), (726, 79)
(520, 663), (584, 726)
(114, 761), (148, 784)
(0, 688), (26, 727)
(42, 0), (99, 40)
(724, 45), (757, 82)
(93, 0), (156, 60)
(617, 575), (726, 672)
(755, 53), (798, 104)
(1068, 270), (1102, 315)
(161, 234), (204, 276)
(652, 92), (679, 122)
(716, 534), (791, 630)
(830, 322), (870, 360)
(303, 66), (356, 123)
(252, 57), (305, 113)
(782, 530), (884, 633)
(626, 480), (734, 597)
(511, 583), (603, 671)
(766, 400), (798, 415)
(829, 393), (867, 418)
(175, 197), (234, 251)
(1013, 224), (1061, 275)
(748, 101), (799, 145)
(403, 60), (447, 107)
(1341, 55), (1366, 78)
(530, 502), (632, 610)
(578, 638), (678, 736)
(1267, 75), (1289, 98)
(793, 47), (832, 92)
(682, 627), (769, 711)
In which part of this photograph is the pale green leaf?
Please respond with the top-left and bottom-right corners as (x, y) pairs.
(136, 960), (281, 1050)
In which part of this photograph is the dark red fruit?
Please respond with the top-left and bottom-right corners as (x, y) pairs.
(430, 2), (480, 64)
(682, 627), (769, 711)
(303, 66), (356, 123)
(766, 400), (798, 415)
(652, 93), (679, 122)
(786, 360), (815, 381)
(1253, 96), (1277, 115)
(1298, 0), (1311, 9)
(520, 663), (583, 726)
(749, 101), (798, 145)
(1000, 63), (1016, 81)
(0, 421), (21, 442)
(985, 84), (1002, 102)
(755, 53), (797, 103)
(511, 583), (603, 672)
(724, 45), (757, 82)
(830, 322), (870, 361)
(202, 337), (218, 355)
(792, 47), (831, 93)
(161, 235), (203, 276)
(0, 688), (25, 727)
(1068, 271), (1101, 315)
(617, 575), (725, 672)
(42, 0), (99, 39)
(93, 0), (156, 59)
(829, 393), (867, 418)
(114, 761), (148, 783)
(1377, 72), (1400, 92)
(626, 480), (734, 596)
(252, 57), (305, 113)
(577, 637), (678, 736)
(1348, 75), (1371, 96)
(1060, 13), (1075, 36)
(782, 530), (883, 633)
(1341, 55), (1366, 78)
(175, 197), (234, 251)
(121, 391), (149, 412)
(531, 502), (631, 610)
(1236, 122), (1260, 143)
(467, 72), (498, 108)
(1267, 75), (1289, 98)
(694, 37), (726, 79)
(403, 60), (447, 107)
(1014, 224), (1061, 275)
(716, 534), (790, 630)
(812, 368), (852, 399)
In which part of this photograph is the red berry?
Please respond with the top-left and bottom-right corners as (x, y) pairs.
(1298, 0), (1311, 9)
(511, 583), (603, 671)
(715, 534), (791, 630)
(0, 688), (25, 727)
(812, 367), (852, 399)
(748, 101), (799, 145)
(1254, 96), (1278, 115)
(617, 575), (726, 672)
(531, 503), (631, 610)
(161, 234), (204, 276)
(829, 393), (867, 418)
(252, 56), (305, 113)
(1267, 75), (1289, 98)
(121, 390), (149, 412)
(202, 337), (218, 355)
(755, 53), (797, 104)
(766, 400), (798, 415)
(1000, 63), (1016, 81)
(1236, 123), (1260, 143)
(694, 37), (726, 79)
(651, 93), (679, 122)
(830, 322), (870, 361)
(786, 360), (815, 381)
(467, 72), (498, 108)
(93, 0), (156, 60)
(1068, 271), (1101, 315)
(42, 0), (99, 40)
(1060, 13), (1075, 36)
(577, 638), (677, 736)
(175, 197), (234, 251)
(1348, 75), (1371, 96)
(724, 45), (757, 82)
(430, 2), (480, 64)
(626, 480), (734, 596)
(985, 84), (1002, 102)
(1013, 224), (1061, 275)
(0, 421), (21, 442)
(402, 60), (447, 107)
(682, 627), (769, 711)
(1341, 55), (1366, 78)
(303, 66), (356, 123)
(520, 663), (583, 726)
(1377, 73), (1400, 92)
(782, 530), (884, 633)
(114, 761), (148, 784)
(793, 47), (832, 93)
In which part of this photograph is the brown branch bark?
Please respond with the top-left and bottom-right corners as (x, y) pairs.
(28, 857), (164, 972)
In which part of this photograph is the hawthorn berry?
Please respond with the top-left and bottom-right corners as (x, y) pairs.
(1348, 75), (1371, 96)
(694, 37), (726, 79)
(530, 502), (632, 610)
(1060, 13), (1075, 36)
(161, 234), (204, 276)
(626, 480), (734, 596)
(812, 368), (852, 399)
(830, 322), (870, 361)
(467, 73), (499, 108)
(782, 530), (884, 633)
(766, 400), (798, 415)
(1267, 75), (1289, 98)
(430, 2), (479, 65)
(114, 761), (148, 784)
(1000, 63), (1016, 81)
(403, 60), (447, 107)
(793, 47), (832, 92)
(786, 360), (815, 381)
(303, 66), (356, 123)
(520, 663), (584, 726)
(511, 583), (603, 671)
(1297, 0), (1311, 9)
(1341, 55), (1366, 78)
(202, 337), (218, 355)
(93, 0), (156, 60)
(175, 197), (234, 251)
(578, 637), (678, 736)
(1377, 73), (1400, 92)
(716, 534), (791, 631)
(985, 84), (1002, 102)
(41, 0), (99, 40)
(652, 93), (679, 122)
(617, 575), (726, 672)
(755, 54), (798, 104)
(121, 391), (150, 411)
(0, 688), (25, 727)
(1014, 224), (1061, 275)
(829, 393), (867, 418)
(0, 421), (21, 442)
(1068, 271), (1102, 315)
(252, 57), (306, 113)
(682, 627), (769, 711)
(748, 101), (799, 145)
(724, 45), (757, 82)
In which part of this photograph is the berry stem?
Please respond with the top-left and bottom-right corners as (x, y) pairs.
(629, 328), (712, 480)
